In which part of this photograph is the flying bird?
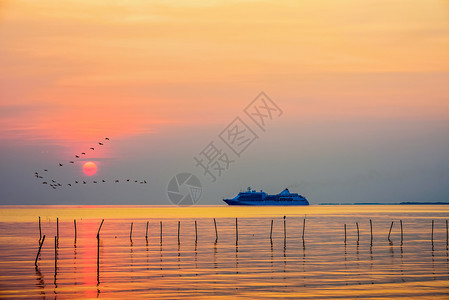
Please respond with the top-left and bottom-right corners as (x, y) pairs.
(115, 180), (119, 183)
(105, 137), (109, 140)
(126, 179), (130, 182)
(90, 147), (94, 150)
(69, 161), (74, 163)
(102, 180), (106, 182)
(59, 163), (63, 166)
(43, 182), (47, 184)
(81, 152), (86, 155)
(93, 181), (97, 183)
(44, 169), (48, 172)
(75, 181), (78, 184)
(83, 181), (86, 184)
(99, 142), (103, 145)
(144, 180), (147, 184)
(75, 155), (79, 158)
(68, 184), (72, 186)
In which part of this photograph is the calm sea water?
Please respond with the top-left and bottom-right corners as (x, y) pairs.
(0, 205), (448, 299)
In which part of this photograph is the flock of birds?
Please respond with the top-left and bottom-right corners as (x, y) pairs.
(34, 137), (149, 190)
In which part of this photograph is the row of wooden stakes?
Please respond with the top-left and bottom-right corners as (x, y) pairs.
(35, 217), (449, 268)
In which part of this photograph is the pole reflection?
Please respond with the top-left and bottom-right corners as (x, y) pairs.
(54, 236), (58, 290)
(34, 265), (45, 297)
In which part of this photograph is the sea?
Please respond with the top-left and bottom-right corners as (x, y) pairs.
(0, 205), (448, 299)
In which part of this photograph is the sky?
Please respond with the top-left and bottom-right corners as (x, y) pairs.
(0, 0), (448, 205)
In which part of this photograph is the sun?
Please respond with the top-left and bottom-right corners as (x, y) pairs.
(83, 161), (98, 176)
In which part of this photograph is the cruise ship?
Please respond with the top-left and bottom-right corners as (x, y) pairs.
(223, 187), (309, 206)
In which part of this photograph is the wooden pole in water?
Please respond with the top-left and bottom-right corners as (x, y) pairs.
(160, 221), (163, 244)
(34, 235), (46, 268)
(74, 219), (77, 243)
(270, 219), (273, 240)
(388, 221), (394, 241)
(97, 233), (100, 285)
(54, 236), (57, 266)
(446, 220), (449, 245)
(54, 236), (57, 285)
(370, 219), (373, 244)
(96, 219), (104, 239)
(39, 216), (42, 241)
(130, 222), (133, 241)
(56, 217), (59, 243)
(195, 220), (198, 244)
(283, 216), (286, 240)
(145, 221), (149, 239)
(178, 221), (181, 244)
(431, 219), (434, 243)
(356, 222), (359, 243)
(235, 218), (238, 244)
(400, 220), (403, 242)
(214, 218), (218, 243)
(344, 224), (347, 243)
(302, 218), (306, 241)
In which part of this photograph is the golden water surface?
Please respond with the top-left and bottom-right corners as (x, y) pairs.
(0, 205), (448, 299)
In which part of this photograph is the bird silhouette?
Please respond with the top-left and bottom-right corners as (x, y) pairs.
(93, 181), (97, 183)
(102, 180), (106, 182)
(52, 180), (56, 183)
(90, 147), (94, 150)
(81, 152), (86, 155)
(68, 184), (72, 186)
(75, 181), (78, 184)
(83, 181), (86, 184)
(43, 182), (48, 184)
(99, 142), (103, 145)
(115, 180), (119, 183)
(105, 137), (109, 140)
(144, 180), (147, 184)
(126, 179), (130, 182)
(69, 161), (74, 163)
(44, 169), (48, 172)
(75, 155), (79, 158)
(59, 163), (63, 166)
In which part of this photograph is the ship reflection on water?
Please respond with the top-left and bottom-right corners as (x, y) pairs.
(0, 205), (448, 299)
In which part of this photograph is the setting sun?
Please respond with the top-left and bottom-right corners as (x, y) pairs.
(83, 162), (97, 176)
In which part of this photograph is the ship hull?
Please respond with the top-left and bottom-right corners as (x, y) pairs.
(223, 199), (309, 206)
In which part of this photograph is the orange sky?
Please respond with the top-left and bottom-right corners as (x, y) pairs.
(1, 0), (448, 144)
(0, 1), (449, 206)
